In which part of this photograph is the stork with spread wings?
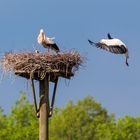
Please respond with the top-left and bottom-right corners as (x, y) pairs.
(88, 33), (129, 66)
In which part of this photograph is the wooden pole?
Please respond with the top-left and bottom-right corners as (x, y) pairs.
(39, 75), (49, 140)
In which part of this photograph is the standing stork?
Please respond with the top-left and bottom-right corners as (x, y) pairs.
(88, 33), (129, 66)
(37, 29), (60, 52)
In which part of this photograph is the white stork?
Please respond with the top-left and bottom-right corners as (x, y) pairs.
(37, 29), (60, 52)
(88, 33), (129, 66)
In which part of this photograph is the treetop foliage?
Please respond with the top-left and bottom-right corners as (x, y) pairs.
(0, 92), (140, 140)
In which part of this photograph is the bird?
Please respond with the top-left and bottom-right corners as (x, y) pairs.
(88, 33), (129, 66)
(35, 50), (39, 53)
(37, 29), (60, 52)
(32, 45), (39, 53)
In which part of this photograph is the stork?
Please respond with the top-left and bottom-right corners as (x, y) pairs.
(37, 29), (60, 52)
(88, 33), (129, 66)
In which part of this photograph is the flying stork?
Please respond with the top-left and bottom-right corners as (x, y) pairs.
(88, 33), (129, 66)
(37, 29), (60, 52)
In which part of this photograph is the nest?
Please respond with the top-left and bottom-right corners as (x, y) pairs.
(1, 51), (83, 81)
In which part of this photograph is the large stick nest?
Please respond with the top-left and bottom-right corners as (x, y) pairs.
(1, 51), (84, 80)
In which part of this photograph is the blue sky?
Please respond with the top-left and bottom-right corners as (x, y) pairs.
(0, 0), (140, 118)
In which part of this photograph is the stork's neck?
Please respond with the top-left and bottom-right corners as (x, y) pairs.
(41, 32), (45, 40)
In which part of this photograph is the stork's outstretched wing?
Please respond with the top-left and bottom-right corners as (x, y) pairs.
(88, 39), (127, 54)
(88, 39), (109, 51)
(106, 45), (127, 54)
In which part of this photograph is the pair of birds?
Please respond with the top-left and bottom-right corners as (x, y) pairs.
(37, 29), (129, 66)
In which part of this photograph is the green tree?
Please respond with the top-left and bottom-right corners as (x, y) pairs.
(115, 116), (140, 140)
(49, 96), (114, 140)
(1, 93), (140, 140)
(0, 107), (8, 139)
(0, 92), (39, 140)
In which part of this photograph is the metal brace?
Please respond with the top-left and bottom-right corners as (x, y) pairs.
(31, 78), (39, 118)
(30, 76), (59, 118)
(49, 76), (58, 117)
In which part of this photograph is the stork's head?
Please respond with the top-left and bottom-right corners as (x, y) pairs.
(40, 29), (44, 33)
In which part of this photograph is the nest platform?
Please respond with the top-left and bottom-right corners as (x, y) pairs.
(1, 51), (83, 82)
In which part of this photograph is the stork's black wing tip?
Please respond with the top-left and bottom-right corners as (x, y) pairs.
(107, 33), (113, 39)
(88, 39), (96, 47)
(88, 39), (92, 44)
(52, 43), (60, 52)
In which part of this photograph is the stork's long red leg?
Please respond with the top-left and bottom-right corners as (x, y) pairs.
(125, 58), (129, 66)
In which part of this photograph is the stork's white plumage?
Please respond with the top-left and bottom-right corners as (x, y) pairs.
(37, 29), (60, 52)
(88, 33), (129, 66)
